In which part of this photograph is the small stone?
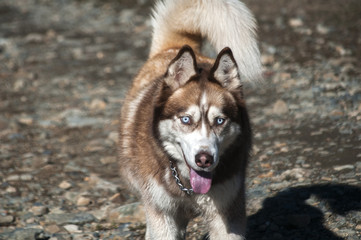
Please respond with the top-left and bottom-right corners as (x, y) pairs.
(289, 18), (303, 27)
(45, 212), (96, 225)
(321, 176), (332, 181)
(59, 180), (72, 190)
(109, 193), (122, 203)
(100, 156), (117, 164)
(280, 168), (308, 181)
(355, 224), (361, 230)
(88, 174), (118, 191)
(6, 174), (20, 181)
(20, 174), (33, 181)
(316, 24), (331, 34)
(273, 100), (288, 115)
(335, 45), (350, 56)
(18, 116), (34, 125)
(6, 186), (17, 193)
(25, 33), (44, 43)
(72, 48), (84, 59)
(31, 205), (49, 216)
(25, 217), (36, 224)
(269, 182), (290, 191)
(0, 215), (14, 226)
(77, 196), (92, 206)
(108, 131), (118, 143)
(89, 99), (107, 110)
(280, 146), (289, 153)
(64, 224), (82, 233)
(108, 202), (146, 223)
(261, 54), (274, 65)
(89, 205), (113, 221)
(64, 191), (78, 203)
(333, 165), (354, 172)
(45, 224), (61, 234)
(13, 78), (26, 91)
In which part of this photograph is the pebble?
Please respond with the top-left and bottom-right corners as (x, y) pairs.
(261, 54), (275, 65)
(272, 100), (288, 115)
(316, 24), (331, 35)
(45, 224), (61, 234)
(45, 213), (96, 225)
(100, 156), (117, 164)
(333, 165), (355, 172)
(0, 215), (14, 226)
(18, 116), (34, 125)
(20, 174), (33, 181)
(109, 193), (122, 203)
(107, 131), (118, 143)
(77, 196), (92, 206)
(25, 33), (44, 43)
(64, 224), (82, 233)
(59, 180), (72, 190)
(288, 18), (303, 27)
(30, 205), (49, 216)
(6, 186), (17, 193)
(108, 202), (146, 224)
(89, 98), (107, 110)
(279, 168), (308, 181)
(87, 174), (118, 192)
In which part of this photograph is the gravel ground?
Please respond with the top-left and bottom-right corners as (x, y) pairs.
(0, 0), (360, 239)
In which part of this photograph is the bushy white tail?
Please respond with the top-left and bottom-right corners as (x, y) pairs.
(150, 0), (262, 83)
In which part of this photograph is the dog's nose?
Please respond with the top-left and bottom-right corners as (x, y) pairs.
(195, 152), (214, 168)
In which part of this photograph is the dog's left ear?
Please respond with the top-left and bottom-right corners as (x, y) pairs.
(210, 47), (241, 91)
(164, 45), (197, 91)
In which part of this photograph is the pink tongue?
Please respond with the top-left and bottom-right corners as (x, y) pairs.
(190, 168), (212, 194)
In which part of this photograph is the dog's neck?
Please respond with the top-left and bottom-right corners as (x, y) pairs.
(170, 161), (194, 195)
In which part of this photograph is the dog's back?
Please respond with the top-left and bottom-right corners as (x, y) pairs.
(118, 0), (261, 239)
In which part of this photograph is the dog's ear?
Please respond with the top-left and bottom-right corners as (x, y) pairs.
(164, 45), (197, 91)
(210, 47), (241, 91)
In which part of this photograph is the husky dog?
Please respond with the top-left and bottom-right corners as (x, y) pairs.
(118, 0), (262, 239)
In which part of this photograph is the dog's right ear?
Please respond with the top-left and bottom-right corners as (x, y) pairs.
(164, 45), (197, 91)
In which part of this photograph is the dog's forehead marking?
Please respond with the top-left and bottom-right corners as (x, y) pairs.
(200, 91), (208, 111)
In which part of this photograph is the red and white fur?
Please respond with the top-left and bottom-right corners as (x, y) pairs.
(118, 0), (261, 239)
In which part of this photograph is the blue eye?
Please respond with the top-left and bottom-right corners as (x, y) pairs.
(180, 116), (191, 124)
(215, 117), (225, 125)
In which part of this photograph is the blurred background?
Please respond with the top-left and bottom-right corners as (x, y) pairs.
(0, 0), (360, 239)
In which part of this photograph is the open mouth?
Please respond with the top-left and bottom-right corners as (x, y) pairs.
(190, 168), (212, 194)
(181, 148), (214, 194)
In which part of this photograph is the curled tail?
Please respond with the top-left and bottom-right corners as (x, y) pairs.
(150, 0), (262, 83)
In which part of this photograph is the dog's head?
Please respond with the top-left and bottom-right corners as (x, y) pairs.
(157, 45), (247, 194)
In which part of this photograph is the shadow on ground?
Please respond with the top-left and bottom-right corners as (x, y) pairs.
(247, 184), (361, 240)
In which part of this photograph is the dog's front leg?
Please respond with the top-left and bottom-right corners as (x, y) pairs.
(144, 205), (187, 240)
(204, 192), (247, 240)
(207, 212), (246, 240)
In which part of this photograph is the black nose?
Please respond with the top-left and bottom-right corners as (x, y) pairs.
(195, 152), (214, 168)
